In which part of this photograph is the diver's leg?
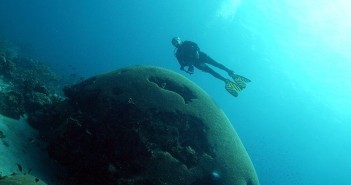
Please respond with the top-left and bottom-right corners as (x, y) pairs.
(195, 62), (242, 96)
(200, 52), (233, 73)
(195, 63), (227, 82)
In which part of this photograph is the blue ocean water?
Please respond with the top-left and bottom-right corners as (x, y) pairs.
(1, 1), (350, 184)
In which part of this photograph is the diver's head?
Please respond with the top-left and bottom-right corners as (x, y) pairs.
(171, 37), (182, 48)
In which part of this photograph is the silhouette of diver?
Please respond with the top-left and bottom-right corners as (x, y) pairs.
(171, 36), (251, 97)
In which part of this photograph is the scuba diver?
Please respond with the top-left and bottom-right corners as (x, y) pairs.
(171, 36), (251, 97)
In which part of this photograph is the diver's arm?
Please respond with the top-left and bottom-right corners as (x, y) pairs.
(195, 50), (199, 60)
(187, 65), (194, 74)
(191, 43), (200, 60)
(179, 65), (194, 75)
(178, 59), (187, 71)
(178, 61), (194, 75)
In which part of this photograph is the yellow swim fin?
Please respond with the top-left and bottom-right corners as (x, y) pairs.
(232, 74), (251, 83)
(225, 80), (241, 97)
(231, 74), (251, 89)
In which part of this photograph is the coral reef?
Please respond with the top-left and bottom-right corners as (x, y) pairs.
(33, 66), (260, 185)
(0, 39), (259, 184)
(0, 40), (62, 119)
(0, 91), (25, 119)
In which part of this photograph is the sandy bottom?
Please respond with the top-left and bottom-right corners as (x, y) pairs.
(0, 114), (62, 184)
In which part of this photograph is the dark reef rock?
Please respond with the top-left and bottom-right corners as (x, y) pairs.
(0, 90), (25, 119)
(0, 88), (56, 120)
(0, 55), (15, 79)
(0, 49), (62, 120)
(40, 65), (259, 185)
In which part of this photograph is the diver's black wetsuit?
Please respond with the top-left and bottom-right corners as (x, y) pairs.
(174, 41), (232, 82)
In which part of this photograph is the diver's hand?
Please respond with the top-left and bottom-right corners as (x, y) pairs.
(186, 70), (194, 75)
(187, 66), (194, 75)
(180, 67), (193, 74)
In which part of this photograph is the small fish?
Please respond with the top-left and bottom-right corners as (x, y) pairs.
(16, 163), (22, 172)
(28, 138), (36, 144)
(85, 129), (92, 135)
